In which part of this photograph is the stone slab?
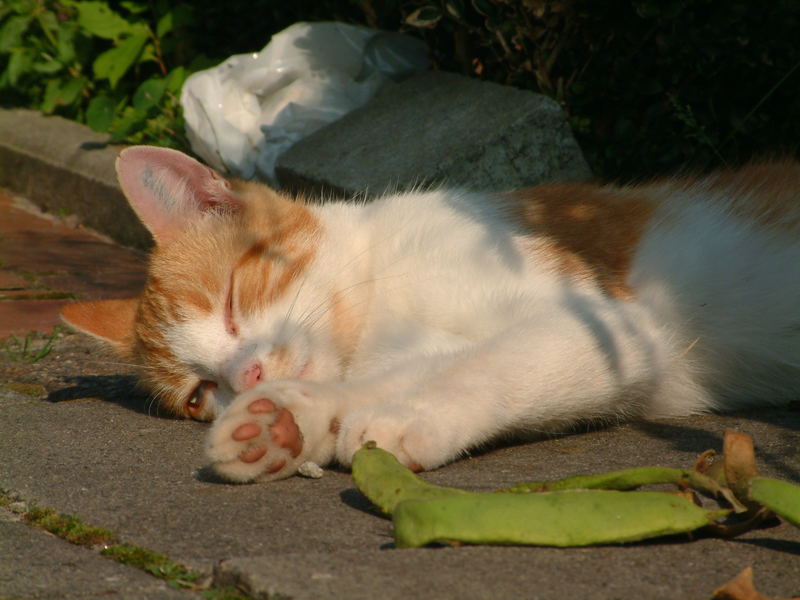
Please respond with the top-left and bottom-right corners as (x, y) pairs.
(0, 514), (194, 599)
(0, 109), (151, 250)
(276, 71), (592, 197)
(1, 335), (799, 599)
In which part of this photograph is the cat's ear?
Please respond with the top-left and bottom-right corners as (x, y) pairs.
(60, 298), (139, 355)
(116, 146), (242, 245)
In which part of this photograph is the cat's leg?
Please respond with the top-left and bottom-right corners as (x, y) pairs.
(334, 297), (680, 471)
(207, 296), (678, 482)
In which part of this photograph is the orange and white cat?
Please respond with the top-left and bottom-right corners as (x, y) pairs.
(62, 146), (800, 482)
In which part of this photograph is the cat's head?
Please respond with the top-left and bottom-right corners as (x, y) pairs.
(61, 146), (346, 421)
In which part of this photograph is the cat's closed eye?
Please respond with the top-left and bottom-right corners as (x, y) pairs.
(224, 275), (238, 337)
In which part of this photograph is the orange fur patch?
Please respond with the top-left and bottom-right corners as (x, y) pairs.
(508, 183), (656, 299)
(704, 160), (800, 231)
(329, 288), (367, 371)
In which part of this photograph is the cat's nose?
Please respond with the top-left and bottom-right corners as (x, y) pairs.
(239, 361), (263, 391)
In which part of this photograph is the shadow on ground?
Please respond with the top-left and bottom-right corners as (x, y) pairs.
(47, 374), (177, 419)
(633, 405), (800, 482)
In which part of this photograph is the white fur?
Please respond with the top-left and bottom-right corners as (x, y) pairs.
(184, 185), (800, 481)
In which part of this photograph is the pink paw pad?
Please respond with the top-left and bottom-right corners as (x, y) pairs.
(248, 398), (276, 414)
(239, 445), (268, 463)
(271, 409), (302, 458)
(232, 423), (261, 441)
(230, 397), (303, 469)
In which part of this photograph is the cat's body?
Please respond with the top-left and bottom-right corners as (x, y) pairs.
(62, 147), (800, 482)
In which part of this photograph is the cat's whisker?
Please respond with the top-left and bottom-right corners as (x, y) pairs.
(300, 298), (372, 338)
(281, 267), (309, 331)
(292, 243), (415, 330)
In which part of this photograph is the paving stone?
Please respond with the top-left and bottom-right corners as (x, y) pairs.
(0, 189), (146, 337)
(0, 271), (28, 290)
(1, 358), (799, 599)
(0, 514), (195, 599)
(277, 71), (592, 197)
(0, 299), (72, 338)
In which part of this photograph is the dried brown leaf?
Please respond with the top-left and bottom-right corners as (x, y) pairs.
(713, 567), (800, 600)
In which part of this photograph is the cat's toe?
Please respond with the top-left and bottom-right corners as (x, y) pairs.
(335, 408), (445, 472)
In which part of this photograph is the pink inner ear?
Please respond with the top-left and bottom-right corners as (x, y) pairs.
(116, 146), (242, 245)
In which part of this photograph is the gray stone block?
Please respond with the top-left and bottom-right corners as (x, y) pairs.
(0, 517), (194, 599)
(0, 109), (151, 250)
(276, 71), (591, 198)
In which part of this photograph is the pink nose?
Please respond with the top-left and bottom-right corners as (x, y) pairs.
(240, 361), (263, 391)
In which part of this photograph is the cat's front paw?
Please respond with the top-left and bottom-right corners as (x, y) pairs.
(335, 406), (457, 472)
(205, 381), (337, 482)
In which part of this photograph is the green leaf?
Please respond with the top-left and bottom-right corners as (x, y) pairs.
(109, 106), (147, 141)
(405, 6), (442, 29)
(119, 1), (148, 14)
(0, 15), (31, 52)
(6, 47), (33, 85)
(443, 0), (468, 23)
(92, 30), (148, 88)
(138, 42), (157, 64)
(40, 79), (61, 113)
(56, 25), (78, 64)
(35, 9), (59, 48)
(132, 77), (165, 111)
(155, 11), (173, 38)
(38, 75), (87, 113)
(155, 5), (193, 38)
(32, 59), (64, 75)
(73, 1), (138, 40)
(86, 95), (115, 132)
(471, 0), (496, 17)
(58, 75), (87, 106)
(164, 65), (187, 94)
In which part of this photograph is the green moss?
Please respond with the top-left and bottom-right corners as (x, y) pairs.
(202, 588), (258, 600)
(101, 544), (254, 597)
(101, 543), (200, 587)
(4, 492), (258, 599)
(23, 506), (116, 547)
(1, 382), (48, 397)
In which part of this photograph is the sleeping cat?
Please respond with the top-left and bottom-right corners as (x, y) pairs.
(61, 146), (800, 483)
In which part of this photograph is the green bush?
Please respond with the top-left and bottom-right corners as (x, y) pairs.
(0, 0), (212, 147)
(2, 0), (798, 179)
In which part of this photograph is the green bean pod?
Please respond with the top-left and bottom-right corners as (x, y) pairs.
(502, 466), (745, 512)
(393, 490), (727, 548)
(749, 477), (800, 527)
(351, 442), (467, 515)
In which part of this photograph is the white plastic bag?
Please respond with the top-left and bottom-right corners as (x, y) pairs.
(180, 22), (428, 182)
